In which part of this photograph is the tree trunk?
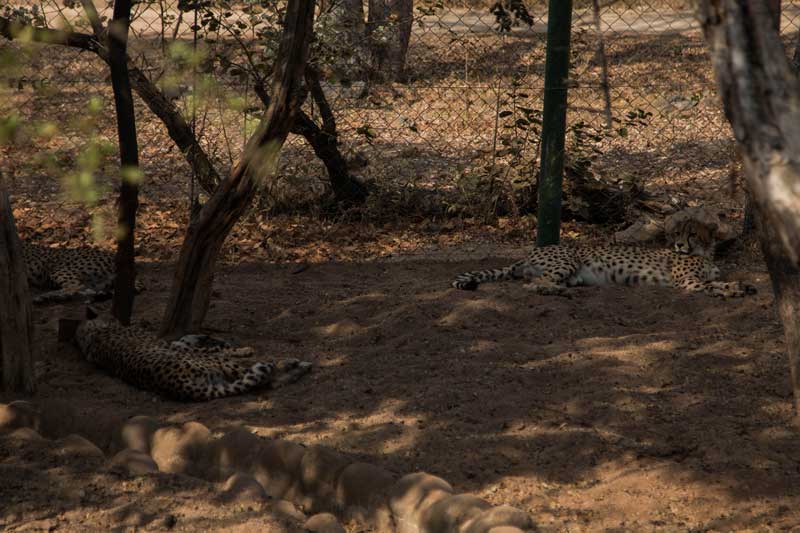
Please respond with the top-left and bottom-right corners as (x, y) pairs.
(107, 0), (140, 325)
(253, 71), (368, 205)
(320, 0), (367, 82)
(367, 0), (413, 82)
(699, 0), (800, 414)
(0, 181), (35, 394)
(159, 0), (316, 339)
(536, 0), (572, 246)
(741, 0), (780, 236)
(752, 184), (800, 414)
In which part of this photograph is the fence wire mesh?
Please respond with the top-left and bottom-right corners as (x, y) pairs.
(2, 0), (800, 218)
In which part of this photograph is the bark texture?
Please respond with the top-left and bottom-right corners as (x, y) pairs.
(159, 0), (316, 338)
(106, 0), (140, 325)
(253, 72), (367, 205)
(700, 0), (800, 413)
(0, 184), (35, 394)
(367, 0), (413, 82)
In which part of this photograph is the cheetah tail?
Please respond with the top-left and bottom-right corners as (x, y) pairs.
(451, 260), (525, 290)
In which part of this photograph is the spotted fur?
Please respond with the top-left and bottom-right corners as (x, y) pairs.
(23, 242), (143, 304)
(452, 222), (756, 298)
(74, 318), (276, 401)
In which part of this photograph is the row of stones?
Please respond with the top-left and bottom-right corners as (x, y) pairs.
(0, 401), (535, 532)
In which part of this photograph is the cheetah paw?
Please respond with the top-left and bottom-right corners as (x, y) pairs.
(272, 358), (313, 388)
(523, 283), (566, 296)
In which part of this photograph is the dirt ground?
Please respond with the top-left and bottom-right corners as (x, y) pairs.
(3, 240), (800, 531)
(3, 6), (800, 529)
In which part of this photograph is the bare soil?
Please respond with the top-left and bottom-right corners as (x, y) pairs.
(3, 242), (800, 531)
(3, 5), (800, 530)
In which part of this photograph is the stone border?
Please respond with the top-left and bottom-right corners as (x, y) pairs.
(1, 400), (536, 532)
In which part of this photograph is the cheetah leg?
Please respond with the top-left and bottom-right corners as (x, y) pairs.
(521, 270), (573, 295)
(32, 270), (107, 304)
(272, 358), (314, 388)
(676, 276), (757, 298)
(451, 259), (529, 290)
(32, 285), (100, 304)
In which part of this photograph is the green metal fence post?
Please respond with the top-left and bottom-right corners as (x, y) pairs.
(536, 0), (573, 246)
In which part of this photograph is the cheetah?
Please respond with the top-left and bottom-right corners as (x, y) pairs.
(451, 221), (756, 298)
(23, 242), (143, 304)
(60, 310), (312, 401)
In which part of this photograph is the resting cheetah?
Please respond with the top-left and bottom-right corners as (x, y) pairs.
(23, 242), (143, 304)
(62, 311), (311, 401)
(452, 221), (756, 298)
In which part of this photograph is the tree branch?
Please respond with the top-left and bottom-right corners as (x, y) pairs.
(0, 16), (100, 53)
(0, 15), (221, 194)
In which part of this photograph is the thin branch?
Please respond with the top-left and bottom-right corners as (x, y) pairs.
(306, 65), (337, 136)
(79, 0), (106, 39)
(0, 16), (101, 53)
(1, 15), (222, 194)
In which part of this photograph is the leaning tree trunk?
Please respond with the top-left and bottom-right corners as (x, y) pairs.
(699, 0), (800, 414)
(0, 181), (35, 394)
(253, 72), (367, 205)
(159, 0), (315, 339)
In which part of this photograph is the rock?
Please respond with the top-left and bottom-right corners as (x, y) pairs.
(487, 528), (526, 533)
(252, 439), (306, 500)
(150, 422), (212, 477)
(299, 445), (350, 513)
(304, 512), (344, 533)
(0, 401), (40, 433)
(217, 473), (268, 503)
(110, 415), (160, 454)
(419, 494), (492, 533)
(210, 426), (264, 481)
(75, 411), (126, 452)
(8, 427), (45, 441)
(388, 472), (454, 533)
(56, 434), (104, 459)
(335, 462), (395, 528)
(463, 505), (536, 533)
(108, 449), (159, 476)
(37, 399), (77, 439)
(109, 502), (156, 528)
(273, 499), (307, 522)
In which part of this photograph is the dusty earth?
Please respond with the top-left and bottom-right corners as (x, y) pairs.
(3, 239), (800, 531)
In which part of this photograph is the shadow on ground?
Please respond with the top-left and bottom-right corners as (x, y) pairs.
(4, 253), (798, 531)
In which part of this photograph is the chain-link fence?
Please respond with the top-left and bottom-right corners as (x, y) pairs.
(3, 1), (800, 218)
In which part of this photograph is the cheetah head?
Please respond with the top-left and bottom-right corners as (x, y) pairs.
(57, 306), (108, 350)
(669, 219), (716, 258)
